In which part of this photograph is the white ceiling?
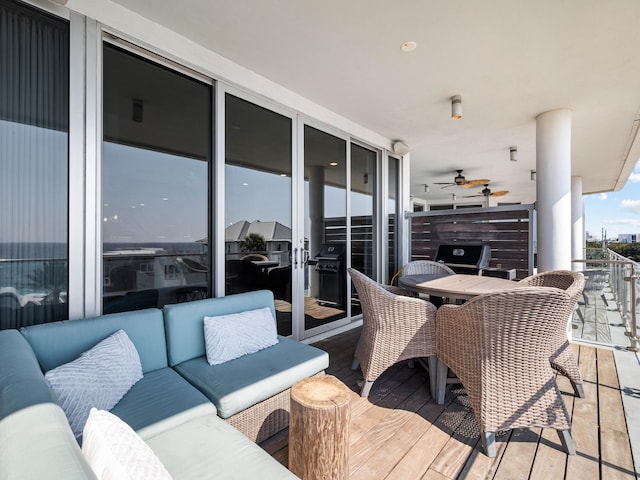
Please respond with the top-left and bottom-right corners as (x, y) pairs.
(111, 0), (640, 205)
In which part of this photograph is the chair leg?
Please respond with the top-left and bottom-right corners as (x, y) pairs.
(351, 358), (360, 370)
(572, 381), (586, 399)
(435, 359), (448, 405)
(427, 356), (437, 401)
(558, 429), (576, 455)
(481, 431), (496, 458)
(360, 380), (374, 397)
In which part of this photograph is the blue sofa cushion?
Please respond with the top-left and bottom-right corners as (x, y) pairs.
(163, 290), (276, 366)
(110, 367), (216, 440)
(0, 329), (57, 418)
(174, 336), (329, 418)
(21, 309), (168, 374)
(0, 330), (97, 479)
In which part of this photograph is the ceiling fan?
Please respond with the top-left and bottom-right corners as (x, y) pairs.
(464, 184), (510, 198)
(434, 169), (491, 189)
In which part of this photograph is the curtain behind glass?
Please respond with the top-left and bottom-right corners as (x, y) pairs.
(0, 1), (69, 329)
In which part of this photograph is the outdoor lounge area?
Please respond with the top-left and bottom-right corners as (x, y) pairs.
(4, 0), (640, 479)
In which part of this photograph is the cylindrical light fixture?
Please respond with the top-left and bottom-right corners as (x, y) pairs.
(424, 184), (430, 193)
(510, 146), (517, 162)
(451, 95), (462, 119)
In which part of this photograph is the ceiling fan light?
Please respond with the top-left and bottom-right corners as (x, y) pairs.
(451, 95), (462, 119)
(510, 146), (517, 162)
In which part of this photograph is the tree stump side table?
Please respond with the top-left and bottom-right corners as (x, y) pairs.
(289, 375), (351, 480)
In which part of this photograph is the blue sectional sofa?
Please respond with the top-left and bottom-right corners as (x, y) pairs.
(0, 290), (329, 479)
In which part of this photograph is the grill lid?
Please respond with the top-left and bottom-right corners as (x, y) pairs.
(315, 243), (345, 260)
(434, 244), (491, 269)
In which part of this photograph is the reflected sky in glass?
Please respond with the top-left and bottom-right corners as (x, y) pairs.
(103, 142), (207, 243)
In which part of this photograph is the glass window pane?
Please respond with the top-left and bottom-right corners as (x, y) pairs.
(350, 143), (377, 316)
(304, 125), (347, 330)
(102, 45), (211, 313)
(387, 156), (399, 284)
(225, 94), (292, 335)
(0, 1), (69, 329)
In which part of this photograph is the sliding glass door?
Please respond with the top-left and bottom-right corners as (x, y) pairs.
(102, 44), (212, 314)
(350, 143), (379, 317)
(224, 92), (294, 336)
(301, 124), (349, 336)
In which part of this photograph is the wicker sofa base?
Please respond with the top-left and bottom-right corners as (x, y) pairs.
(225, 371), (325, 443)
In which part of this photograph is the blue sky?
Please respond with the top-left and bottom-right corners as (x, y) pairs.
(585, 160), (640, 240)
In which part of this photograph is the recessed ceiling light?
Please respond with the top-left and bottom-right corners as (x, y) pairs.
(329, 162), (338, 166)
(242, 182), (249, 186)
(280, 173), (287, 177)
(401, 41), (417, 52)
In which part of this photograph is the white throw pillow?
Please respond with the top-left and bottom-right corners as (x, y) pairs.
(82, 408), (173, 480)
(45, 329), (143, 437)
(204, 307), (278, 365)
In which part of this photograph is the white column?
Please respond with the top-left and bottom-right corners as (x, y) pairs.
(536, 109), (572, 272)
(571, 176), (584, 271)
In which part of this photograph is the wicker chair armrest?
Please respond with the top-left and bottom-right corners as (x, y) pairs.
(382, 285), (411, 296)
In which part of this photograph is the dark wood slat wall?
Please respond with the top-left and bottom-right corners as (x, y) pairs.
(409, 206), (534, 280)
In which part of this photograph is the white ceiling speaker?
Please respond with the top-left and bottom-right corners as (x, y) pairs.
(392, 141), (410, 156)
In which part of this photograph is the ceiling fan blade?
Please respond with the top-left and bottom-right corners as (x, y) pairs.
(465, 178), (491, 186)
(491, 190), (509, 197)
(434, 182), (454, 185)
(462, 194), (481, 198)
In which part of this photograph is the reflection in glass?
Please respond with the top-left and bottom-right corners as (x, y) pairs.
(0, 1), (69, 329)
(224, 94), (293, 335)
(102, 45), (211, 314)
(304, 126), (347, 331)
(350, 144), (377, 316)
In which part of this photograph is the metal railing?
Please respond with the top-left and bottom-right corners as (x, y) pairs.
(573, 248), (639, 352)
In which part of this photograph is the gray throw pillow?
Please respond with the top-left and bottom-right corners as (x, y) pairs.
(45, 329), (143, 437)
(204, 307), (278, 365)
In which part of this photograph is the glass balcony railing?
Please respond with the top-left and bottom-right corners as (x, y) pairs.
(571, 248), (639, 352)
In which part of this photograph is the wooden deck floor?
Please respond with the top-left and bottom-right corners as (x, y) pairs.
(260, 328), (637, 479)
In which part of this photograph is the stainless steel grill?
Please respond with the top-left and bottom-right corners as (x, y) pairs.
(434, 244), (491, 275)
(314, 244), (346, 307)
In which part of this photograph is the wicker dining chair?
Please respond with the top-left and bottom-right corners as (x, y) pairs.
(518, 270), (586, 398)
(399, 260), (455, 302)
(435, 287), (577, 458)
(401, 260), (455, 277)
(348, 268), (438, 398)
